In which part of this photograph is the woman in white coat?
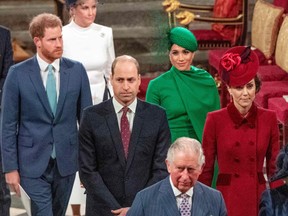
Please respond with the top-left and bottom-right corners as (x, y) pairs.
(63, 0), (115, 105)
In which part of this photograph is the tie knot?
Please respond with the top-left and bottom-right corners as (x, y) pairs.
(181, 194), (189, 199)
(47, 64), (54, 73)
(122, 106), (129, 115)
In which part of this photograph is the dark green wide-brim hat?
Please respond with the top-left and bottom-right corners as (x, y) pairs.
(168, 27), (198, 52)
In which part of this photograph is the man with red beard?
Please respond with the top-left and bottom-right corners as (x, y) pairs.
(0, 13), (92, 216)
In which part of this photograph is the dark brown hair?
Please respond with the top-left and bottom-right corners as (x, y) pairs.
(255, 75), (261, 93)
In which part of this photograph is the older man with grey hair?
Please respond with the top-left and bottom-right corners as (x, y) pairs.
(127, 137), (227, 216)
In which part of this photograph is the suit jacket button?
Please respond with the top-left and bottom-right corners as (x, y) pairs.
(234, 157), (240, 163)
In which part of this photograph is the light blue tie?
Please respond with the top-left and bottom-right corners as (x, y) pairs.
(46, 64), (57, 115)
(46, 64), (57, 158)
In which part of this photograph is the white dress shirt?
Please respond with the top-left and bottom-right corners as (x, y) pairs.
(37, 54), (60, 101)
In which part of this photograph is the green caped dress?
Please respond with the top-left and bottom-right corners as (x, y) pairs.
(146, 65), (220, 143)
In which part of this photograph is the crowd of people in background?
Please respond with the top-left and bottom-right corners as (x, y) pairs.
(0, 0), (287, 216)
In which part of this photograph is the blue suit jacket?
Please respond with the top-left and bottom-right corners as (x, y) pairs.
(0, 56), (92, 178)
(127, 176), (227, 216)
(0, 25), (13, 107)
(79, 99), (171, 215)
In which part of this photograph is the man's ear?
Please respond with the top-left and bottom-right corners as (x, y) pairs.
(33, 37), (41, 48)
(165, 159), (171, 174)
(199, 163), (205, 174)
(138, 74), (141, 88)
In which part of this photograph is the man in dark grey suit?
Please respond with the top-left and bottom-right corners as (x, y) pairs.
(79, 55), (171, 216)
(127, 137), (227, 216)
(0, 25), (13, 216)
(1, 13), (92, 215)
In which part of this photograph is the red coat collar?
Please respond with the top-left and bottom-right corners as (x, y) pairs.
(227, 102), (257, 128)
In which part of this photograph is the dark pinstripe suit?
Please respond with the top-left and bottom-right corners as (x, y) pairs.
(127, 176), (227, 216)
(0, 25), (13, 216)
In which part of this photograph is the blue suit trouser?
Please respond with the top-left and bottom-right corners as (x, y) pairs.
(21, 158), (75, 216)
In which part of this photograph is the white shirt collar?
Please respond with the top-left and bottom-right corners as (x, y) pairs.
(36, 53), (60, 72)
(112, 97), (137, 114)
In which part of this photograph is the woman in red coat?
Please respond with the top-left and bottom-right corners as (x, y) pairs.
(199, 46), (280, 216)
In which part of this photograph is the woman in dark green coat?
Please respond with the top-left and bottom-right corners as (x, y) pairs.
(146, 27), (220, 143)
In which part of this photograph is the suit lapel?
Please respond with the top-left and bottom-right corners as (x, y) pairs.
(105, 100), (126, 169)
(125, 100), (144, 172)
(28, 56), (52, 117)
(54, 58), (70, 121)
(192, 182), (210, 215)
(158, 177), (181, 216)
